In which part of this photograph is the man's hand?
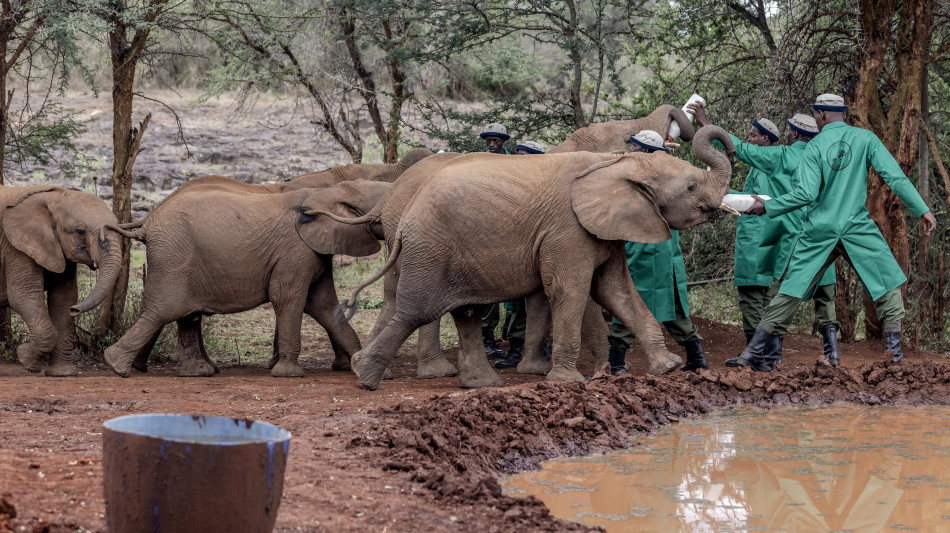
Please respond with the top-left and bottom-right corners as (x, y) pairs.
(745, 195), (766, 216)
(687, 102), (711, 128)
(921, 211), (937, 236)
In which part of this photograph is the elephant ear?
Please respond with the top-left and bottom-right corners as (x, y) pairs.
(2, 188), (66, 273)
(295, 182), (382, 257)
(571, 156), (672, 244)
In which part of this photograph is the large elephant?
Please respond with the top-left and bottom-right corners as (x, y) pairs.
(279, 148), (433, 191)
(103, 179), (389, 378)
(340, 126), (734, 390)
(548, 104), (695, 153)
(0, 186), (125, 376)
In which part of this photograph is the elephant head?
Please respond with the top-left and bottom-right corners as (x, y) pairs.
(2, 188), (125, 315)
(571, 125), (735, 244)
(549, 104), (696, 154)
(295, 180), (390, 256)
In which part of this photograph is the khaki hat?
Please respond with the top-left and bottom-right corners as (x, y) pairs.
(515, 140), (544, 154)
(479, 123), (510, 140)
(787, 114), (819, 137)
(811, 93), (848, 111)
(629, 130), (665, 152)
(752, 118), (780, 142)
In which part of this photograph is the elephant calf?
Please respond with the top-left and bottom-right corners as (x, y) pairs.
(105, 179), (389, 378)
(0, 186), (125, 376)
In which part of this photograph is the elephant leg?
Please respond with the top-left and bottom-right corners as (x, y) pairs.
(544, 273), (591, 383)
(590, 249), (680, 375)
(175, 314), (215, 377)
(131, 329), (162, 373)
(105, 310), (176, 378)
(44, 265), (79, 377)
(270, 285), (307, 378)
(351, 310), (423, 390)
(307, 270), (361, 372)
(195, 323), (220, 374)
(6, 255), (57, 373)
(450, 307), (503, 388)
(517, 292), (553, 376)
(581, 297), (611, 371)
(416, 319), (457, 379)
(367, 269), (398, 343)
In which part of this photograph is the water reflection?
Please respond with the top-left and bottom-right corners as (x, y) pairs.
(504, 406), (950, 531)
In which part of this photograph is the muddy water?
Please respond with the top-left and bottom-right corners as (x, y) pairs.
(505, 405), (950, 532)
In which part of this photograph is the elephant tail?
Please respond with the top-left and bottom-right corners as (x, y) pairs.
(335, 230), (402, 323)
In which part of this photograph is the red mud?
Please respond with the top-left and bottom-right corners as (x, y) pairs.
(0, 317), (948, 532)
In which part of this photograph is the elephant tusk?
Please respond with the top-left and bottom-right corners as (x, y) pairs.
(719, 203), (742, 217)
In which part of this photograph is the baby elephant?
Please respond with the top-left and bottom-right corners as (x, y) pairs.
(105, 179), (388, 378)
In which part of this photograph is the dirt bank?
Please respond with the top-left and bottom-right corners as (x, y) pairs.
(0, 319), (948, 532)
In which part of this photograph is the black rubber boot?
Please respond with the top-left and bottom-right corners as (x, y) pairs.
(482, 329), (504, 358)
(729, 328), (777, 372)
(680, 340), (708, 372)
(726, 333), (756, 367)
(608, 346), (627, 375)
(745, 332), (753, 344)
(821, 327), (839, 367)
(494, 340), (523, 369)
(885, 330), (904, 363)
(775, 336), (784, 365)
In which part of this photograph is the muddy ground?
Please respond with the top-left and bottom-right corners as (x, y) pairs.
(1, 317), (949, 532)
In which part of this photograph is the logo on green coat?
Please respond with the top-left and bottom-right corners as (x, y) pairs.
(827, 141), (852, 171)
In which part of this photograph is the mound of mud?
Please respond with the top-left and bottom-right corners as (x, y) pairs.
(349, 359), (950, 530)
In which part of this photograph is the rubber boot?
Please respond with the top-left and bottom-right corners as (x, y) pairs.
(885, 330), (904, 363)
(727, 328), (777, 372)
(775, 336), (784, 365)
(820, 327), (839, 367)
(482, 329), (504, 358)
(680, 340), (708, 372)
(608, 346), (627, 375)
(726, 333), (756, 367)
(494, 339), (523, 369)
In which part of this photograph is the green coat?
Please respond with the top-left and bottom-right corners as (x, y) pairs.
(729, 134), (835, 289)
(613, 231), (689, 324)
(764, 122), (930, 300)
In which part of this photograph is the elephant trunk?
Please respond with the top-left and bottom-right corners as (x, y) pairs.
(692, 125), (735, 188)
(69, 229), (124, 316)
(669, 108), (695, 142)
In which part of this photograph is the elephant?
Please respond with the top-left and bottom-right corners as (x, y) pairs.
(548, 104), (695, 153)
(103, 179), (390, 378)
(0, 185), (125, 376)
(338, 125), (735, 390)
(279, 147), (433, 192)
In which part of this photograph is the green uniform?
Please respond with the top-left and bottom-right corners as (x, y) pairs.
(609, 233), (701, 348)
(727, 133), (836, 334)
(760, 122), (930, 332)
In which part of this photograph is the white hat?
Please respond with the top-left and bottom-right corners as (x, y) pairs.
(811, 93), (848, 111)
(515, 140), (544, 154)
(752, 118), (780, 142)
(629, 130), (665, 152)
(786, 114), (819, 136)
(479, 123), (510, 140)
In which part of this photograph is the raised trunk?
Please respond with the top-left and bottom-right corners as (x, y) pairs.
(71, 233), (124, 315)
(691, 126), (735, 187)
(669, 108), (696, 142)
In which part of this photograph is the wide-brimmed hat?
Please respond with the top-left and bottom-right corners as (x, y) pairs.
(629, 130), (665, 152)
(811, 93), (848, 112)
(787, 113), (819, 137)
(752, 118), (780, 142)
(479, 122), (510, 140)
(515, 140), (544, 154)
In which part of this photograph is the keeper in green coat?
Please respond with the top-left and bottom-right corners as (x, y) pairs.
(737, 93), (937, 372)
(692, 104), (840, 366)
(607, 130), (707, 375)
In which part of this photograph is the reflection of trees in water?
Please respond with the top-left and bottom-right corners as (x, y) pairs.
(507, 406), (950, 531)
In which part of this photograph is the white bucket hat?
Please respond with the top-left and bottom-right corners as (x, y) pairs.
(787, 114), (819, 136)
(515, 140), (544, 154)
(479, 123), (510, 140)
(811, 93), (848, 112)
(629, 130), (666, 152)
(752, 118), (780, 142)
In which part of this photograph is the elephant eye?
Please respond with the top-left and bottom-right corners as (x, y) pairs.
(688, 183), (697, 192)
(76, 227), (86, 236)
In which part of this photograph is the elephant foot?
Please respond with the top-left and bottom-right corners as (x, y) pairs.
(382, 367), (394, 380)
(352, 352), (387, 390)
(17, 344), (45, 373)
(104, 346), (132, 378)
(176, 357), (216, 377)
(271, 358), (305, 378)
(331, 354), (351, 372)
(416, 356), (458, 379)
(131, 350), (150, 373)
(647, 350), (681, 375)
(517, 356), (553, 376)
(45, 363), (79, 377)
(459, 370), (503, 389)
(545, 367), (585, 382)
(266, 353), (279, 370)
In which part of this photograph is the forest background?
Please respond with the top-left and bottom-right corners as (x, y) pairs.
(3, 0), (950, 356)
